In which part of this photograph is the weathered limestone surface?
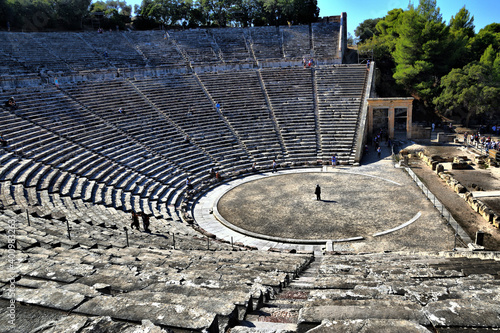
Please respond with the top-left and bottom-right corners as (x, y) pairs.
(13, 287), (85, 311)
(305, 319), (430, 333)
(76, 295), (217, 331)
(297, 300), (430, 325)
(423, 299), (500, 328)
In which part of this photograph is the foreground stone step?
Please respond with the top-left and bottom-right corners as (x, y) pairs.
(234, 321), (297, 333)
(75, 295), (218, 332)
(305, 319), (430, 333)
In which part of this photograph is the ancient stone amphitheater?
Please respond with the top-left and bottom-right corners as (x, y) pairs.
(0, 20), (499, 333)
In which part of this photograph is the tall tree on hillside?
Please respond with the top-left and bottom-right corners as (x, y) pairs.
(392, 0), (450, 104)
(0, 0), (8, 28)
(434, 45), (500, 126)
(55, 0), (92, 30)
(355, 18), (381, 44)
(91, 0), (132, 29)
(198, 0), (234, 27)
(447, 6), (475, 68)
(469, 23), (500, 61)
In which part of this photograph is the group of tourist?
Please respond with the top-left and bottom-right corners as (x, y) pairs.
(303, 58), (315, 68)
(464, 132), (500, 152)
(209, 168), (223, 182)
(131, 211), (151, 232)
(372, 129), (390, 158)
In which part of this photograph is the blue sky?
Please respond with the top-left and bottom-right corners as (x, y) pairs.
(318, 0), (499, 36)
(107, 0), (498, 36)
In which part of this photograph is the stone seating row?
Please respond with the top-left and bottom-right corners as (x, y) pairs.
(0, 110), (183, 207)
(312, 22), (341, 59)
(0, 188), (234, 253)
(281, 25), (312, 59)
(0, 233), (312, 332)
(197, 70), (284, 162)
(0, 23), (339, 75)
(295, 251), (500, 332)
(208, 28), (253, 63)
(130, 75), (253, 171)
(260, 67), (317, 161)
(125, 31), (187, 67)
(246, 26), (283, 61)
(316, 65), (367, 162)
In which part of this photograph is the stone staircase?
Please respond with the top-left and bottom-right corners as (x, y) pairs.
(233, 256), (323, 332)
(231, 251), (500, 332)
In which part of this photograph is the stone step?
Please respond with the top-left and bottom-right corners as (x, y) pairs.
(233, 321), (297, 333)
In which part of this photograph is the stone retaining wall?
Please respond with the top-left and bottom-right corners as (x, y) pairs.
(416, 151), (500, 229)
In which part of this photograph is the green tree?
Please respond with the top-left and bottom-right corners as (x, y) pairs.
(355, 18), (381, 44)
(56, 0), (92, 30)
(447, 6), (475, 68)
(91, 0), (132, 29)
(392, 0), (450, 104)
(434, 46), (500, 126)
(469, 23), (500, 61)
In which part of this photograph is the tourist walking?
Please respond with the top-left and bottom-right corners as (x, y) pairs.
(131, 212), (140, 230)
(141, 213), (151, 233)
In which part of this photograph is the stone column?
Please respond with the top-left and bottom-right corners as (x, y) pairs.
(388, 105), (395, 139)
(406, 102), (413, 139)
(368, 105), (374, 138)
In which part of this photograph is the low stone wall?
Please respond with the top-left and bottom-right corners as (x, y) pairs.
(415, 151), (499, 229)
(411, 124), (431, 139)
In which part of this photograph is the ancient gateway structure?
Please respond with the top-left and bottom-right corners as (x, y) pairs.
(367, 97), (414, 139)
(0, 18), (499, 333)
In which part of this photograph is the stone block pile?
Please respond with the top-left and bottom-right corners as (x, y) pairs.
(417, 151), (500, 230)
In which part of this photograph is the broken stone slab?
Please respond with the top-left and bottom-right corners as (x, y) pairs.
(11, 286), (85, 311)
(75, 295), (218, 331)
(312, 276), (376, 289)
(27, 262), (95, 283)
(14, 234), (40, 250)
(29, 315), (170, 333)
(119, 290), (239, 332)
(423, 299), (500, 328)
(76, 266), (147, 292)
(297, 300), (429, 328)
(305, 319), (430, 333)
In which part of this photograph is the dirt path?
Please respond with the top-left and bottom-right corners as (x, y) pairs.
(408, 148), (500, 250)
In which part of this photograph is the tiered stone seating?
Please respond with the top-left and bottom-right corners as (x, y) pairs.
(35, 32), (108, 72)
(209, 28), (253, 64)
(246, 26), (283, 61)
(312, 22), (340, 59)
(231, 251), (500, 332)
(260, 67), (317, 161)
(0, 32), (70, 73)
(0, 88), (180, 208)
(126, 30), (187, 67)
(131, 74), (253, 171)
(62, 79), (213, 204)
(316, 64), (367, 163)
(80, 31), (147, 68)
(169, 29), (220, 64)
(198, 70), (283, 162)
(297, 252), (500, 331)
(0, 211), (313, 332)
(281, 25), (311, 59)
(0, 197), (232, 251)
